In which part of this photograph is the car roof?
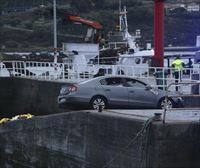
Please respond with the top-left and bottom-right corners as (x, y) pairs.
(94, 75), (139, 80)
(80, 75), (145, 84)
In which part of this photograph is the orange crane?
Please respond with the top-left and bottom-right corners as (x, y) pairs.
(67, 15), (103, 43)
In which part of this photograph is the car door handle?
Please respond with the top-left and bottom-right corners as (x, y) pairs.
(129, 91), (134, 93)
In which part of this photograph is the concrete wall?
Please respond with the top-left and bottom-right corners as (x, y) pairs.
(183, 96), (200, 108)
(0, 77), (70, 118)
(0, 111), (200, 168)
(0, 77), (15, 116)
(0, 77), (199, 118)
(147, 122), (200, 168)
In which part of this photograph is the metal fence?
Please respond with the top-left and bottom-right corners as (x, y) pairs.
(1, 61), (200, 94)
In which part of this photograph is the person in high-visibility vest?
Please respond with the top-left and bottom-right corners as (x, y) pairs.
(171, 56), (185, 91)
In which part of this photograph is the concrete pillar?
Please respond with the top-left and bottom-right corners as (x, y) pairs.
(153, 0), (165, 67)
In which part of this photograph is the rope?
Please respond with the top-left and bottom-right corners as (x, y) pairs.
(102, 117), (155, 168)
(139, 117), (153, 168)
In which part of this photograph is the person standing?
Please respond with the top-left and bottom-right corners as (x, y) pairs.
(171, 56), (185, 91)
(93, 68), (105, 78)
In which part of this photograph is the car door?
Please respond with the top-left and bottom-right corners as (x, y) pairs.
(124, 78), (157, 108)
(100, 77), (129, 107)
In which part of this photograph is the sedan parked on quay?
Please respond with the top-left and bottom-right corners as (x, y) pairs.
(57, 76), (183, 110)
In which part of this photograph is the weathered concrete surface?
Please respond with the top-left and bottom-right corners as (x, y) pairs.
(0, 77), (14, 116)
(0, 110), (200, 168)
(0, 77), (200, 118)
(149, 122), (200, 168)
(0, 77), (72, 117)
(183, 96), (200, 108)
(0, 111), (143, 168)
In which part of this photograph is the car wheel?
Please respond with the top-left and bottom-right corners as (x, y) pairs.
(90, 96), (107, 110)
(157, 97), (174, 109)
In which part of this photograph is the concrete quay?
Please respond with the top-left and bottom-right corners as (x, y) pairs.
(0, 77), (200, 168)
(0, 109), (200, 168)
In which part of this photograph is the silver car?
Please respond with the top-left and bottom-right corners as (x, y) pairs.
(58, 76), (183, 110)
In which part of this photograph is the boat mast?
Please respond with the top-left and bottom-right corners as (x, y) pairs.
(53, 0), (58, 64)
(119, 2), (137, 51)
(119, 0), (122, 31)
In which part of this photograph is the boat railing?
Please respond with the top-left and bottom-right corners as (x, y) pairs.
(0, 61), (200, 94)
(89, 56), (119, 65)
(107, 42), (128, 49)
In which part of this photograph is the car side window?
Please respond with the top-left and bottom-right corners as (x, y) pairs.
(100, 79), (107, 85)
(101, 78), (123, 86)
(124, 78), (146, 88)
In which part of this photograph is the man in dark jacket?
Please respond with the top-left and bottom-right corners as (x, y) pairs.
(93, 68), (105, 78)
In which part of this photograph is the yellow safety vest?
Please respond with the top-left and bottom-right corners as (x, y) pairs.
(172, 59), (184, 71)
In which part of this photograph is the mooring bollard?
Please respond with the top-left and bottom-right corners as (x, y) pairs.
(153, 113), (162, 121)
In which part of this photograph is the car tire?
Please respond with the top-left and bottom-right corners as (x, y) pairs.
(157, 97), (174, 109)
(90, 96), (108, 110)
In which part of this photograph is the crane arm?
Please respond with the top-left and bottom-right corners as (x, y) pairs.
(68, 15), (103, 30)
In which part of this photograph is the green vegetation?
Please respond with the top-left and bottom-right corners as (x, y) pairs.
(0, 0), (200, 51)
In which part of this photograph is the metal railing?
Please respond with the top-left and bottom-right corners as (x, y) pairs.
(163, 82), (200, 123)
(1, 61), (200, 93)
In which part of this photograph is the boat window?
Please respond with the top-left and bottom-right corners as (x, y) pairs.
(107, 68), (112, 74)
(142, 57), (147, 63)
(117, 69), (125, 75)
(129, 49), (135, 54)
(135, 58), (141, 64)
